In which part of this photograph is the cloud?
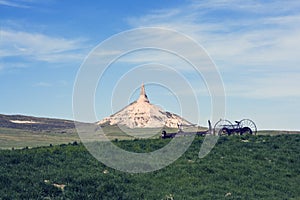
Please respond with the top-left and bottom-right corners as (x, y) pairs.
(188, 0), (300, 15)
(0, 29), (89, 66)
(226, 72), (300, 98)
(125, 0), (300, 98)
(34, 80), (69, 87)
(88, 27), (218, 75)
(0, 0), (31, 8)
(34, 82), (52, 87)
(127, 1), (300, 67)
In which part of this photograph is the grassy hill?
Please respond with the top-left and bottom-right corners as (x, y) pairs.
(0, 127), (79, 149)
(0, 134), (299, 199)
(0, 114), (180, 149)
(0, 114), (80, 149)
(2, 114), (299, 150)
(0, 125), (178, 149)
(0, 114), (76, 133)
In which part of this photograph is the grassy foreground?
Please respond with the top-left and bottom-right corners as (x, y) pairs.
(0, 134), (299, 199)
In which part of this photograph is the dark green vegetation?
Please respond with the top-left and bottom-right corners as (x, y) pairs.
(0, 134), (299, 199)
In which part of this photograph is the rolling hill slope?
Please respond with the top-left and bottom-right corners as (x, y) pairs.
(0, 114), (76, 133)
(0, 134), (299, 199)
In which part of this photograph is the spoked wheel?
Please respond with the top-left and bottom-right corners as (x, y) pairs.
(214, 119), (234, 136)
(239, 119), (257, 135)
(240, 127), (252, 135)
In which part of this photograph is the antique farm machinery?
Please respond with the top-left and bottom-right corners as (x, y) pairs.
(214, 119), (257, 136)
(161, 119), (257, 139)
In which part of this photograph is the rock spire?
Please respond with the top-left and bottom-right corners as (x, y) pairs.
(98, 83), (194, 128)
(137, 83), (149, 103)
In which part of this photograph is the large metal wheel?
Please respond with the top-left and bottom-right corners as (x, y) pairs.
(214, 119), (234, 135)
(239, 119), (257, 135)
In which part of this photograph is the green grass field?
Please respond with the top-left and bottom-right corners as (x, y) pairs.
(0, 126), (180, 149)
(0, 134), (299, 199)
(0, 127), (80, 149)
(1, 125), (299, 150)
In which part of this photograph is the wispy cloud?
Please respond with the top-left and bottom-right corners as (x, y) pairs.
(127, 1), (300, 67)
(188, 0), (300, 15)
(34, 80), (69, 87)
(226, 72), (300, 98)
(125, 0), (300, 98)
(0, 0), (32, 8)
(0, 29), (89, 68)
(34, 81), (52, 87)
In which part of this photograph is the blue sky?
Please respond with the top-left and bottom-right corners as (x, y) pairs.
(1, 0), (300, 130)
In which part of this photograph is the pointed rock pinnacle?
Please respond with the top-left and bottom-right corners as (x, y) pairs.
(97, 83), (194, 128)
(137, 83), (149, 103)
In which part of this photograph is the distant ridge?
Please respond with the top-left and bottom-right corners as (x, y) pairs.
(0, 114), (76, 133)
(97, 84), (195, 128)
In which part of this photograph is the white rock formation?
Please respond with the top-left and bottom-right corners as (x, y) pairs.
(97, 84), (194, 128)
